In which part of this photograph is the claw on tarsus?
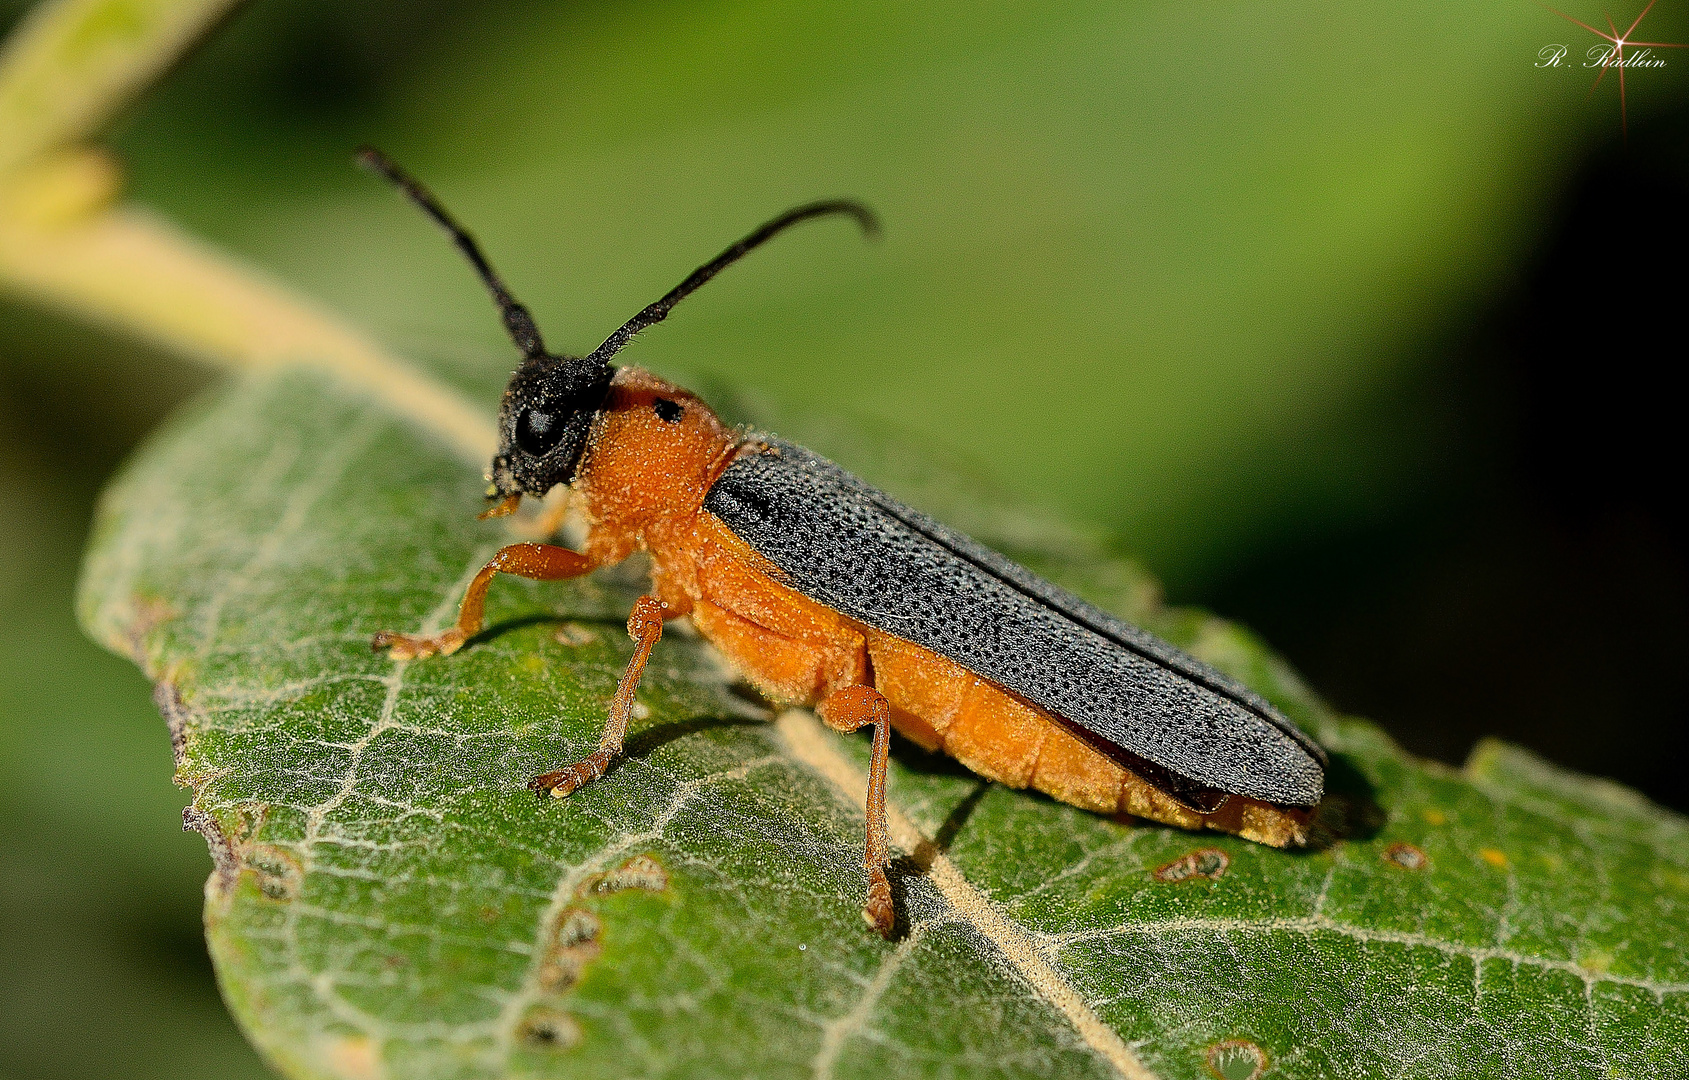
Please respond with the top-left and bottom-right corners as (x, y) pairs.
(371, 628), (465, 660)
(863, 867), (895, 938)
(529, 749), (616, 800)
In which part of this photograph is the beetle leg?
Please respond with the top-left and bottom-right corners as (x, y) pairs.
(529, 595), (668, 799)
(373, 542), (595, 659)
(818, 685), (896, 938)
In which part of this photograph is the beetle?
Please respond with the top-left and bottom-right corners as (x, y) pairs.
(360, 148), (1326, 936)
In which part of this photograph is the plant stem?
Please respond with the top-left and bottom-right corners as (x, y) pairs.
(0, 0), (240, 180)
(0, 0), (492, 467)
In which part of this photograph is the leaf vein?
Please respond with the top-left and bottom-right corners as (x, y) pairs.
(773, 710), (1158, 1080)
(1043, 916), (1689, 998)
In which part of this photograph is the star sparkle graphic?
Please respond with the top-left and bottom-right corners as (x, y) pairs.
(1545, 0), (1686, 137)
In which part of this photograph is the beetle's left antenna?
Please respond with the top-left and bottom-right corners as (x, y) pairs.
(357, 147), (548, 361)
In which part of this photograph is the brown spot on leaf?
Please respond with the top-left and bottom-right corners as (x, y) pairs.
(246, 843), (303, 901)
(1205, 1038), (1268, 1080)
(1422, 808), (1447, 826)
(1479, 848), (1509, 869)
(536, 908), (602, 991)
(517, 1008), (582, 1050)
(581, 854), (669, 897)
(1154, 848), (1230, 883)
(1383, 842), (1429, 871)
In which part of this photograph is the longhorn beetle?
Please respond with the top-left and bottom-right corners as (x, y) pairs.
(361, 148), (1327, 936)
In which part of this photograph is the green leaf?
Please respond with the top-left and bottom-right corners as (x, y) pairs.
(80, 369), (1689, 1080)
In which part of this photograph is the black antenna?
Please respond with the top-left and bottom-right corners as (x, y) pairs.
(357, 146), (548, 360)
(583, 199), (879, 368)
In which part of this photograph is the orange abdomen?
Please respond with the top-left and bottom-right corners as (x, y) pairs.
(670, 513), (1308, 848)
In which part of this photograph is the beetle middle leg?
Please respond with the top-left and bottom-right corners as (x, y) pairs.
(373, 542), (596, 659)
(529, 595), (668, 799)
(818, 684), (896, 938)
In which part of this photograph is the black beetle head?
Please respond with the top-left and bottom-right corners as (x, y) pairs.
(488, 354), (614, 501)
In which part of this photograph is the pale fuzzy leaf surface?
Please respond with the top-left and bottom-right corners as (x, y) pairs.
(79, 370), (1689, 1080)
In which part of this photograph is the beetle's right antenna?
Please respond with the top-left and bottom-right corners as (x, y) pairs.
(357, 146), (548, 361)
(581, 199), (880, 369)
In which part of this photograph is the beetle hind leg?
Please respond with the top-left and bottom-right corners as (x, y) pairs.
(818, 685), (896, 938)
(530, 595), (668, 798)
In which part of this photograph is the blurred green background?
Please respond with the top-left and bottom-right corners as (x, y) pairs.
(2, 0), (1685, 1076)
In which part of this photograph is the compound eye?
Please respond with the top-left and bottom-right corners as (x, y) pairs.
(515, 407), (565, 457)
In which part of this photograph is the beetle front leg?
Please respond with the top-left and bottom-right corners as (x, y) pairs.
(530, 595), (668, 798)
(818, 684), (896, 938)
(373, 542), (595, 659)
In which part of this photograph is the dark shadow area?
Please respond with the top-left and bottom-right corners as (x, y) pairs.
(1202, 103), (1689, 813)
(620, 712), (769, 761)
(524, 712), (768, 799)
(885, 730), (993, 781)
(456, 607), (632, 652)
(460, 612), (581, 649)
(887, 778), (992, 940)
(723, 680), (778, 714)
(1306, 753), (1387, 849)
(930, 779), (993, 853)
